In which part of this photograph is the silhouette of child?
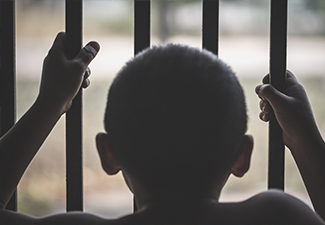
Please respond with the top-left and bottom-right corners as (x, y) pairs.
(0, 32), (324, 224)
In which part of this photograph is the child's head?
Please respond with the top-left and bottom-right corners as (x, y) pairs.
(97, 44), (252, 195)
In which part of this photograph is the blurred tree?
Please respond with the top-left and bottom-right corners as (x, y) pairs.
(304, 0), (325, 12)
(299, 0), (325, 35)
(157, 0), (170, 43)
(18, 0), (61, 13)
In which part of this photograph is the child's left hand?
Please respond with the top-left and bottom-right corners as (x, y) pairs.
(38, 32), (100, 115)
(0, 32), (99, 209)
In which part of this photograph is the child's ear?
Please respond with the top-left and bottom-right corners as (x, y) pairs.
(96, 132), (121, 175)
(231, 134), (254, 177)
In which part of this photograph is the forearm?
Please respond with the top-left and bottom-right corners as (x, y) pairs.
(256, 72), (325, 220)
(289, 131), (325, 220)
(0, 96), (62, 208)
(0, 33), (99, 210)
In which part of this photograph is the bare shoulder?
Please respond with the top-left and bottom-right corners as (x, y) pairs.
(0, 209), (118, 225)
(1, 191), (324, 225)
(242, 189), (325, 225)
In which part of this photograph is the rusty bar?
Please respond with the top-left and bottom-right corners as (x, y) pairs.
(65, 0), (83, 211)
(202, 0), (219, 55)
(0, 0), (17, 211)
(134, 0), (150, 55)
(268, 0), (287, 190)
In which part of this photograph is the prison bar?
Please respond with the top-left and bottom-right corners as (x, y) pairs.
(0, 0), (17, 211)
(134, 0), (151, 56)
(202, 0), (219, 55)
(0, 0), (291, 214)
(268, 0), (288, 190)
(65, 0), (83, 212)
(133, 0), (151, 211)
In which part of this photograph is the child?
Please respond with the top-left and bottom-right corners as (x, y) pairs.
(0, 32), (324, 224)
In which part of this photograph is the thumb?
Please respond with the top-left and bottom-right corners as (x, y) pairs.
(256, 84), (289, 111)
(76, 41), (100, 66)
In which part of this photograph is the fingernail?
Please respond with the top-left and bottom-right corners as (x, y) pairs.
(84, 45), (98, 58)
(87, 41), (100, 52)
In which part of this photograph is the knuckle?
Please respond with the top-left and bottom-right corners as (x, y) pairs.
(260, 84), (274, 97)
(255, 84), (262, 94)
(296, 83), (305, 93)
(259, 112), (264, 121)
(261, 84), (272, 92)
(259, 100), (264, 109)
(57, 31), (66, 37)
(264, 102), (271, 111)
(47, 45), (61, 56)
(46, 48), (55, 58)
(84, 68), (91, 78)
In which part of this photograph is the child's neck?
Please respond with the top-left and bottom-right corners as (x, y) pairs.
(134, 189), (222, 211)
(123, 196), (234, 225)
(141, 197), (219, 210)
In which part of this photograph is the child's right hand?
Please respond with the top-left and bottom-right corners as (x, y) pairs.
(255, 71), (320, 152)
(37, 32), (100, 115)
(256, 71), (325, 220)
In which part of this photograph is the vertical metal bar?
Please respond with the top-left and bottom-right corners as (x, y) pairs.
(134, 0), (150, 211)
(134, 0), (150, 55)
(268, 0), (287, 190)
(0, 0), (17, 211)
(202, 0), (219, 55)
(65, 0), (83, 212)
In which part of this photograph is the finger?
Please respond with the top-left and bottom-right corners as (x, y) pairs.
(262, 74), (270, 84)
(82, 78), (90, 89)
(259, 100), (264, 110)
(48, 32), (66, 53)
(286, 70), (296, 79)
(259, 100), (271, 113)
(255, 84), (263, 97)
(76, 41), (100, 66)
(82, 68), (91, 88)
(84, 67), (91, 79)
(259, 112), (270, 122)
(265, 70), (299, 89)
(260, 100), (272, 113)
(285, 70), (300, 87)
(257, 84), (289, 110)
(263, 101), (272, 114)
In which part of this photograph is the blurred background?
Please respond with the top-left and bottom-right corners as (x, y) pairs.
(15, 0), (325, 218)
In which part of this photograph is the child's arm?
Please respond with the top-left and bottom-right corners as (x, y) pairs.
(0, 32), (100, 209)
(255, 71), (325, 220)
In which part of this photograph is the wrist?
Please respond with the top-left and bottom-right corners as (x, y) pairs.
(288, 128), (325, 161)
(34, 94), (67, 118)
